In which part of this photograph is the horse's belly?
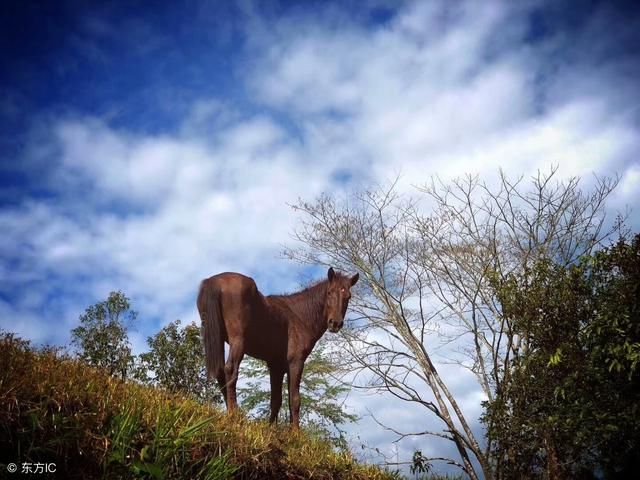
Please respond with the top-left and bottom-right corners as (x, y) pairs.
(244, 327), (287, 364)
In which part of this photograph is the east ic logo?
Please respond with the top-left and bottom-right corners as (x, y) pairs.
(6, 463), (57, 474)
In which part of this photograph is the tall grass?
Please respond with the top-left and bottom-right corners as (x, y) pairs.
(0, 333), (396, 479)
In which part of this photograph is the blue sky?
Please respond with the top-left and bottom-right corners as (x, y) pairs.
(2, 0), (640, 475)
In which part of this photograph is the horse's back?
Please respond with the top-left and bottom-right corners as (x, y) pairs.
(202, 272), (287, 363)
(202, 272), (266, 329)
(204, 272), (259, 296)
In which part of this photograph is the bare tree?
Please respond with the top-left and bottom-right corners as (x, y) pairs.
(285, 168), (620, 479)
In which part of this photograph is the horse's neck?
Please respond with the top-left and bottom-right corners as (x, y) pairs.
(282, 281), (328, 342)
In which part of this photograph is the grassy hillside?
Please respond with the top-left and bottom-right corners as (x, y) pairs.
(0, 333), (397, 480)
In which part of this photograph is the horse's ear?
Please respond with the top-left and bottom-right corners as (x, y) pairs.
(350, 273), (359, 286)
(328, 267), (336, 282)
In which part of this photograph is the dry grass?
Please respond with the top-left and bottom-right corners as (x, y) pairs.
(0, 333), (397, 479)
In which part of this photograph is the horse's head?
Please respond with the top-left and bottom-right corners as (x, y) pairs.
(325, 267), (359, 333)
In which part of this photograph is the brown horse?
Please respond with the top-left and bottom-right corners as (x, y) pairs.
(197, 267), (358, 427)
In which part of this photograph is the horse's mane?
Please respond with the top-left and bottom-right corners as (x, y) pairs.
(267, 279), (327, 321)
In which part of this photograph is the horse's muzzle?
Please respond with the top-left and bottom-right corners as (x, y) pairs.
(328, 319), (343, 333)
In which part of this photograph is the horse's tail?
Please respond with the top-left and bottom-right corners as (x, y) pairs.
(197, 279), (224, 380)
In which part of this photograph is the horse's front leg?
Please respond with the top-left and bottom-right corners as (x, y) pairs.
(268, 365), (285, 424)
(287, 358), (305, 428)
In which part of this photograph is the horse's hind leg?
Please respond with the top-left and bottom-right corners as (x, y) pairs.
(224, 339), (244, 410)
(216, 367), (228, 407)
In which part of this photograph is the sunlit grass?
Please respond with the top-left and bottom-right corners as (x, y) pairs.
(0, 332), (397, 479)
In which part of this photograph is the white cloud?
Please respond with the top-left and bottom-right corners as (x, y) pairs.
(248, 0), (640, 196)
(34, 115), (331, 324)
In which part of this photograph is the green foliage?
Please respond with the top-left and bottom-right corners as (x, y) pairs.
(584, 234), (640, 380)
(106, 402), (236, 480)
(0, 332), (398, 480)
(135, 319), (221, 404)
(70, 291), (136, 379)
(484, 233), (640, 479)
(410, 450), (432, 475)
(238, 340), (357, 448)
